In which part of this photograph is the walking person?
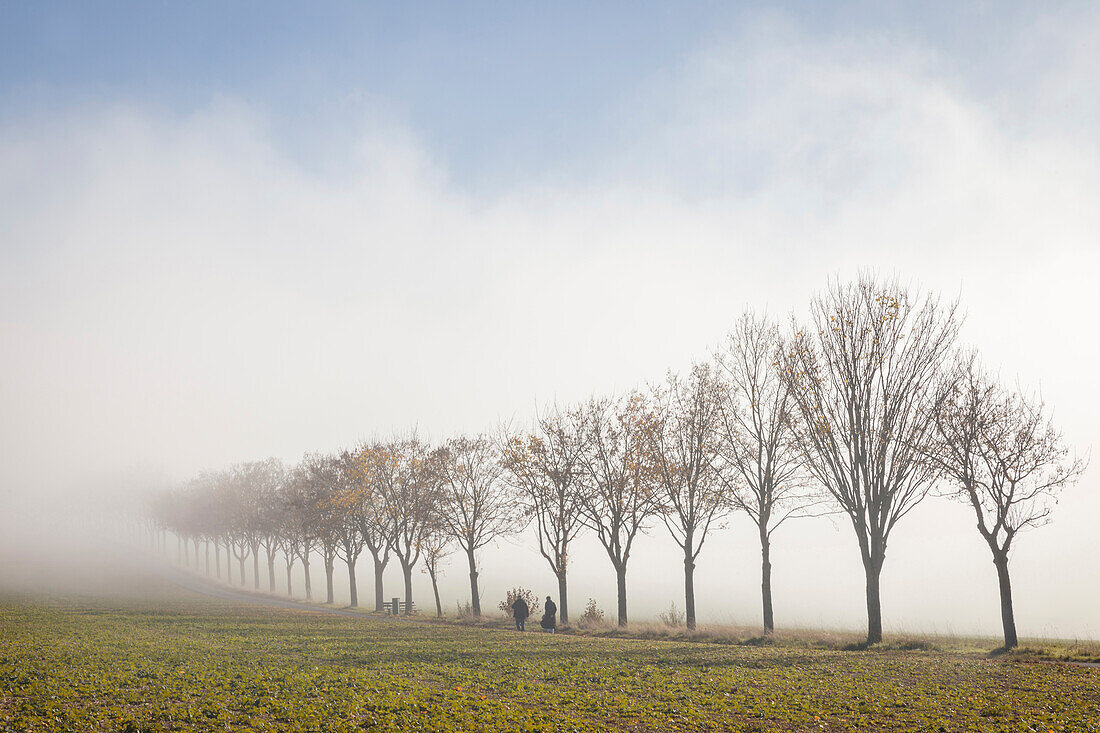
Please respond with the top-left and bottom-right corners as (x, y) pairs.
(512, 595), (530, 631)
(540, 595), (557, 633)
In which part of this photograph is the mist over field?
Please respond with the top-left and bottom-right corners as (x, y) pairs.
(2, 2), (1099, 642)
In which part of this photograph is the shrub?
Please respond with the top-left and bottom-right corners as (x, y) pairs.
(454, 600), (474, 618)
(658, 602), (685, 628)
(578, 598), (604, 626)
(499, 588), (540, 618)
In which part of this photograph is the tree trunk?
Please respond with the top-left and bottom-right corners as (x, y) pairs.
(226, 546), (232, 584)
(373, 556), (386, 612)
(252, 549), (260, 590)
(402, 562), (414, 614)
(238, 555), (246, 586)
(205, 542), (210, 576)
(760, 529), (774, 634)
(194, 539), (199, 568)
(215, 543), (222, 580)
(267, 550), (276, 592)
(347, 558), (358, 608)
(303, 556), (312, 600)
(429, 568), (442, 617)
(684, 554), (697, 631)
(177, 535), (182, 563)
(324, 558), (335, 604)
(993, 552), (1018, 649)
(467, 549), (481, 616)
(557, 570), (569, 624)
(615, 563), (628, 627)
(285, 562), (293, 597)
(863, 555), (884, 645)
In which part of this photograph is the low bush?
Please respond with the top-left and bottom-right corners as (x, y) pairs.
(575, 598), (605, 628)
(657, 602), (684, 628)
(499, 588), (540, 618)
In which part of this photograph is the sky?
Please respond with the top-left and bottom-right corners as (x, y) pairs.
(1, 2), (1098, 637)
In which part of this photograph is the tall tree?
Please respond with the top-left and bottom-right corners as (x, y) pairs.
(252, 460), (286, 593)
(303, 453), (344, 605)
(216, 473), (235, 585)
(229, 460), (281, 590)
(285, 462), (321, 600)
(346, 443), (396, 612)
(421, 520), (453, 618)
(716, 311), (825, 633)
(191, 474), (223, 579)
(500, 407), (587, 624)
(376, 435), (436, 614)
(225, 469), (254, 587)
(332, 452), (366, 607)
(434, 434), (522, 616)
(576, 394), (663, 626)
(780, 275), (960, 645)
(646, 365), (728, 630)
(276, 496), (299, 597)
(196, 475), (224, 581)
(930, 355), (1085, 649)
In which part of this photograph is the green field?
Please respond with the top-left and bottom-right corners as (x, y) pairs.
(2, 584), (1098, 732)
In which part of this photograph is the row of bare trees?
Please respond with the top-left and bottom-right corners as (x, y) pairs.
(147, 275), (1085, 649)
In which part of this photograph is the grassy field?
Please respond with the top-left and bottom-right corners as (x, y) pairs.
(2, 583), (1098, 732)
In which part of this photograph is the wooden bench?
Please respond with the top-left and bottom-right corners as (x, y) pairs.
(388, 598), (415, 615)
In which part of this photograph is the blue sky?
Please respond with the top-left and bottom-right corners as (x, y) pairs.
(2, 2), (722, 183)
(1, 1), (1072, 188)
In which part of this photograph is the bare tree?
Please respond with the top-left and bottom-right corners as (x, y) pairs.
(192, 474), (223, 579)
(230, 460), (283, 590)
(346, 442), (396, 612)
(716, 311), (826, 633)
(194, 475), (224, 582)
(421, 520), (453, 618)
(434, 434), (522, 616)
(275, 495), (299, 597)
(333, 452), (366, 607)
(303, 453), (344, 605)
(931, 355), (1086, 648)
(376, 435), (436, 614)
(780, 275), (960, 645)
(576, 394), (663, 626)
(284, 463), (320, 600)
(226, 467), (255, 587)
(213, 473), (236, 585)
(229, 533), (249, 585)
(500, 407), (587, 624)
(168, 475), (214, 577)
(251, 460), (286, 593)
(646, 364), (728, 630)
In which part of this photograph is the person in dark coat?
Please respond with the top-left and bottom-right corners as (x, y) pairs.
(540, 596), (557, 633)
(512, 596), (529, 631)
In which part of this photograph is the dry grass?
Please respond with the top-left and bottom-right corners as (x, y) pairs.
(430, 613), (1100, 662)
(178, 571), (1100, 663)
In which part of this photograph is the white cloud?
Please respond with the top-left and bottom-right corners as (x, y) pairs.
(1, 9), (1098, 636)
